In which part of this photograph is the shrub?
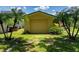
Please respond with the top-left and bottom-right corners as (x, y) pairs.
(49, 26), (63, 34)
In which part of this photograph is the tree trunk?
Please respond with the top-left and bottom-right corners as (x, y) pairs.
(9, 23), (16, 40)
(62, 21), (71, 37)
(9, 18), (17, 40)
(72, 17), (77, 37)
(69, 36), (76, 41)
(0, 23), (7, 40)
(74, 28), (79, 38)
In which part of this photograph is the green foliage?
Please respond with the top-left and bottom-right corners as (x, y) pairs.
(49, 24), (63, 34)
(56, 7), (79, 40)
(7, 8), (25, 39)
(0, 7), (25, 40)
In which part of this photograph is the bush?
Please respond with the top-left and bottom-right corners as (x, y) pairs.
(49, 26), (63, 34)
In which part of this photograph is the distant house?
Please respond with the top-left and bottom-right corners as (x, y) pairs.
(24, 11), (54, 33)
(0, 11), (24, 33)
(0, 23), (7, 33)
(8, 22), (24, 32)
(0, 11), (11, 33)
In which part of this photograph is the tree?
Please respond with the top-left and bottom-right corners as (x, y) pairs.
(0, 8), (24, 40)
(56, 7), (79, 41)
(0, 12), (12, 40)
(9, 8), (25, 39)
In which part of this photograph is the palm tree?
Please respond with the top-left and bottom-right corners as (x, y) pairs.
(0, 19), (6, 39)
(56, 7), (79, 41)
(0, 12), (12, 39)
(9, 8), (25, 39)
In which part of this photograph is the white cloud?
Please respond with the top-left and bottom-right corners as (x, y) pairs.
(10, 6), (22, 10)
(52, 10), (56, 12)
(48, 10), (56, 15)
(52, 12), (56, 15)
(48, 12), (56, 15)
(34, 7), (39, 11)
(67, 6), (72, 8)
(34, 6), (50, 11)
(17, 7), (22, 10)
(23, 6), (27, 9)
(51, 10), (56, 15)
(10, 6), (16, 9)
(39, 6), (49, 10)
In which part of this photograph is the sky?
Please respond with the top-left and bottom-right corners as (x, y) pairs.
(0, 6), (68, 15)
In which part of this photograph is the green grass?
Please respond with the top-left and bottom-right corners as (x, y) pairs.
(5, 29), (65, 41)
(0, 28), (79, 52)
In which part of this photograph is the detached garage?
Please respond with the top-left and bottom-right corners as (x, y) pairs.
(24, 11), (54, 33)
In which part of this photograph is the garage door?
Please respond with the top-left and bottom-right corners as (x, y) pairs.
(30, 19), (48, 33)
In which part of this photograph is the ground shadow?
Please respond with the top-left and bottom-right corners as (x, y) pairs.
(38, 36), (79, 52)
(0, 37), (34, 52)
(1, 35), (79, 52)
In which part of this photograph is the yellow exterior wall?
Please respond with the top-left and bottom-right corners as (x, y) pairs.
(30, 19), (48, 33)
(24, 15), (30, 33)
(24, 11), (54, 33)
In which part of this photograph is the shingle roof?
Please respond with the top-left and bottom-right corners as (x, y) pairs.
(28, 11), (55, 17)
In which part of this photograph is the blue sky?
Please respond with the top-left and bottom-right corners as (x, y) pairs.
(0, 6), (68, 15)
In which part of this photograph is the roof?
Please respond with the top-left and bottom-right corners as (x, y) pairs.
(27, 11), (55, 17)
(0, 11), (12, 13)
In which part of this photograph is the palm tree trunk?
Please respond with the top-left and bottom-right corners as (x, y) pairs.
(62, 21), (71, 37)
(0, 23), (7, 39)
(74, 28), (79, 38)
(9, 19), (16, 39)
(9, 24), (15, 39)
(72, 17), (77, 37)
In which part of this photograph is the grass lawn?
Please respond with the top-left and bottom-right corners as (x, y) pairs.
(0, 29), (79, 52)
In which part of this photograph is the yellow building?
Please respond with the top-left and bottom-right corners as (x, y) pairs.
(24, 11), (54, 33)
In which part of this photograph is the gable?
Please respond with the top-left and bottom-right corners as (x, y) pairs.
(28, 11), (54, 19)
